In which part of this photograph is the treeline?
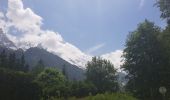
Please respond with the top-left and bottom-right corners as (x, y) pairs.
(0, 50), (121, 100)
(0, 50), (40, 100)
(0, 50), (28, 72)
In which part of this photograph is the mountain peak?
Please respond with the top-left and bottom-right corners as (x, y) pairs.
(0, 28), (18, 50)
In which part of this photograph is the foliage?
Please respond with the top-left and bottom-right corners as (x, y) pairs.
(3, 1), (170, 98)
(70, 81), (97, 98)
(81, 93), (138, 100)
(62, 64), (69, 79)
(122, 20), (170, 100)
(0, 50), (28, 72)
(157, 25), (170, 97)
(8, 53), (28, 72)
(156, 0), (170, 24)
(54, 93), (138, 100)
(86, 57), (119, 93)
(31, 59), (45, 76)
(0, 50), (7, 68)
(0, 68), (41, 100)
(35, 68), (66, 100)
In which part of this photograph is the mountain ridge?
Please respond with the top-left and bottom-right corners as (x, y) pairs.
(0, 29), (85, 80)
(0, 28), (17, 50)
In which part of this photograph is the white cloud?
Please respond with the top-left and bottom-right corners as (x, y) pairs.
(0, 12), (5, 27)
(0, 0), (123, 70)
(6, 0), (42, 34)
(3, 0), (91, 68)
(0, 12), (4, 18)
(139, 0), (145, 9)
(85, 43), (105, 54)
(102, 50), (123, 70)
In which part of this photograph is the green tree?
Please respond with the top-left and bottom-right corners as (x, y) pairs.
(24, 64), (29, 72)
(157, 25), (170, 96)
(62, 64), (69, 79)
(70, 81), (97, 97)
(122, 20), (169, 100)
(86, 57), (118, 93)
(7, 53), (28, 72)
(32, 59), (45, 76)
(8, 53), (16, 70)
(0, 50), (7, 68)
(20, 54), (29, 72)
(156, 0), (170, 24)
(20, 54), (25, 67)
(0, 68), (41, 100)
(35, 68), (66, 100)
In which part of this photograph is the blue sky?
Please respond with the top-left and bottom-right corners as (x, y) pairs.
(0, 0), (166, 55)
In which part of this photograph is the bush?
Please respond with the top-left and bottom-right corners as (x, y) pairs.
(0, 68), (41, 100)
(70, 81), (97, 98)
(35, 68), (66, 99)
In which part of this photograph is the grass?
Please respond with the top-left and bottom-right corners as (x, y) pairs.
(55, 93), (138, 100)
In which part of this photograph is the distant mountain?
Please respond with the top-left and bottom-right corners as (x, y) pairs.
(24, 47), (85, 80)
(0, 28), (17, 50)
(0, 29), (85, 80)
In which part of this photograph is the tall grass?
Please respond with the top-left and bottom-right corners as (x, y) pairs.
(55, 93), (138, 100)
(80, 93), (137, 100)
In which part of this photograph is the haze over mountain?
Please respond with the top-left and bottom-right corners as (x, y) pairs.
(0, 28), (17, 50)
(0, 29), (85, 80)
(0, 0), (123, 70)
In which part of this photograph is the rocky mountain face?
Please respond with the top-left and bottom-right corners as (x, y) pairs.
(0, 28), (17, 50)
(0, 29), (127, 82)
(24, 47), (85, 80)
(0, 29), (85, 80)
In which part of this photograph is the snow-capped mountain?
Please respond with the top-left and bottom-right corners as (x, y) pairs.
(0, 28), (85, 80)
(0, 28), (89, 69)
(0, 28), (17, 50)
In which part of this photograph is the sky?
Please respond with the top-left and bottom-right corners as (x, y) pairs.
(23, 0), (165, 55)
(0, 0), (166, 69)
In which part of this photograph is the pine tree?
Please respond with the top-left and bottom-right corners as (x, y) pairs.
(8, 53), (17, 70)
(0, 50), (7, 68)
(24, 64), (29, 72)
(31, 59), (45, 75)
(20, 54), (25, 68)
(62, 64), (68, 79)
(20, 54), (29, 72)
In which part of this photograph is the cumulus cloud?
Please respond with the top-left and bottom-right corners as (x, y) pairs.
(2, 0), (91, 68)
(85, 43), (105, 54)
(0, 12), (6, 31)
(0, 0), (123, 69)
(6, 0), (42, 34)
(102, 50), (123, 70)
(0, 12), (4, 18)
